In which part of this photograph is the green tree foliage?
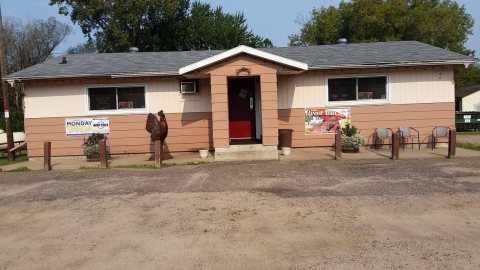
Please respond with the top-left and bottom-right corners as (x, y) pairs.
(289, 0), (479, 87)
(50, 0), (272, 52)
(455, 62), (480, 88)
(67, 40), (96, 54)
(290, 0), (474, 54)
(187, 2), (272, 50)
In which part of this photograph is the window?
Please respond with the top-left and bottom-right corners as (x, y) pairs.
(328, 76), (387, 102)
(88, 86), (146, 111)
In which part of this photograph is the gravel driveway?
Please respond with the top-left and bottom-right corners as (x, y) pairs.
(1, 158), (480, 269)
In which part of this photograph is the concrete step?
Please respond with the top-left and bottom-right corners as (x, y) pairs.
(214, 145), (279, 161)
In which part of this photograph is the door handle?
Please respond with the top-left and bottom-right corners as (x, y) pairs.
(250, 97), (254, 110)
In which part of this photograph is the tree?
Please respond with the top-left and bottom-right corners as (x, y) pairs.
(0, 16), (71, 132)
(289, 0), (474, 55)
(67, 41), (96, 54)
(455, 62), (480, 88)
(186, 2), (272, 50)
(290, 0), (478, 87)
(4, 17), (71, 73)
(49, 0), (272, 52)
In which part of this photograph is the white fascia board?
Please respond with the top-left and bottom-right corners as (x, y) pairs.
(308, 59), (476, 70)
(179, 45), (308, 74)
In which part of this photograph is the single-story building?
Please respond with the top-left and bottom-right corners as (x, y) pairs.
(456, 84), (480, 112)
(5, 41), (475, 160)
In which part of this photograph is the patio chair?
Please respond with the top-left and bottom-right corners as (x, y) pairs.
(374, 128), (393, 150)
(432, 126), (451, 150)
(399, 127), (420, 150)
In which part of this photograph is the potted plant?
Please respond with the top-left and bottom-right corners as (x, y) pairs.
(199, 149), (209, 159)
(83, 133), (109, 161)
(340, 123), (365, 153)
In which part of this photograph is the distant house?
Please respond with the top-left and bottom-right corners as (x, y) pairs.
(4, 41), (475, 159)
(456, 84), (480, 112)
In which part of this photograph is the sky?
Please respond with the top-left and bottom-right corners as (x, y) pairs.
(1, 0), (479, 55)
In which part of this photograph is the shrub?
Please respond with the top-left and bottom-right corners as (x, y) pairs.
(341, 123), (358, 137)
(0, 107), (25, 132)
(82, 133), (109, 157)
(341, 135), (365, 151)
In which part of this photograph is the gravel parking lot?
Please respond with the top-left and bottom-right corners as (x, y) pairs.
(1, 157), (480, 269)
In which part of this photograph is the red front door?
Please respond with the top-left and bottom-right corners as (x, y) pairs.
(228, 78), (256, 139)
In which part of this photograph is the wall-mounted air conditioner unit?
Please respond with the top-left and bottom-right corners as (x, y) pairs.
(180, 80), (198, 94)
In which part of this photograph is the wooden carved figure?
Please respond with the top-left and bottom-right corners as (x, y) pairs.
(146, 110), (169, 164)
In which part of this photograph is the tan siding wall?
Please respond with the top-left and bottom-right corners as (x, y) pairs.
(389, 67), (454, 104)
(462, 91), (480, 111)
(277, 72), (325, 109)
(277, 67), (454, 108)
(279, 102), (454, 147)
(25, 112), (212, 157)
(24, 77), (212, 119)
(24, 82), (86, 119)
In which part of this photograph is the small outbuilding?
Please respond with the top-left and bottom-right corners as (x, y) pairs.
(4, 41), (475, 159)
(456, 84), (480, 112)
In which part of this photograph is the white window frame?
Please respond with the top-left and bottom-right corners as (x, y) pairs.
(84, 84), (149, 115)
(325, 73), (391, 106)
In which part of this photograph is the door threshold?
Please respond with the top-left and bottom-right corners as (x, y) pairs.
(230, 139), (262, 145)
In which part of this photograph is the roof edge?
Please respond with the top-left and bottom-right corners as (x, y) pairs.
(4, 71), (180, 82)
(179, 45), (309, 74)
(308, 59), (476, 70)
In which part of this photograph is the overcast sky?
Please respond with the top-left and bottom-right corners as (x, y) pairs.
(1, 0), (479, 55)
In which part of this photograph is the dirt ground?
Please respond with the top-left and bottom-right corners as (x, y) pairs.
(457, 134), (480, 145)
(1, 157), (480, 270)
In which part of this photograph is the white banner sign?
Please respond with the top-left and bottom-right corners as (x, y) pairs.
(65, 118), (110, 136)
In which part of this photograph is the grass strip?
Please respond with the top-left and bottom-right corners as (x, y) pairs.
(457, 131), (480, 135)
(0, 154), (28, 167)
(115, 163), (176, 169)
(7, 167), (30, 172)
(457, 142), (480, 152)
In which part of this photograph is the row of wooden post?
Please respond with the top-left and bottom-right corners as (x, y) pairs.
(42, 131), (456, 169)
(43, 139), (165, 171)
(334, 130), (456, 160)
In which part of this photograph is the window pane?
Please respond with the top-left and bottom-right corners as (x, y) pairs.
(89, 88), (116, 110)
(328, 78), (356, 101)
(117, 87), (145, 109)
(358, 77), (387, 100)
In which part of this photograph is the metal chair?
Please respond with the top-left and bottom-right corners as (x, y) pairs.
(399, 127), (420, 150)
(375, 128), (393, 150)
(432, 126), (451, 150)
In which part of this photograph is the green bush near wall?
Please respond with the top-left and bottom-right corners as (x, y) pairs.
(0, 107), (24, 132)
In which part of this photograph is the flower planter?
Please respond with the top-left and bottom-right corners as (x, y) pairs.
(86, 153), (101, 162)
(83, 134), (110, 162)
(199, 149), (209, 159)
(282, 147), (291, 156)
(341, 147), (360, 153)
(339, 124), (365, 154)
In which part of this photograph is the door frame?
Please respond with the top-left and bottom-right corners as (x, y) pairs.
(227, 76), (260, 141)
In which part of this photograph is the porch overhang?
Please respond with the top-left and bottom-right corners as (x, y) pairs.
(179, 45), (308, 75)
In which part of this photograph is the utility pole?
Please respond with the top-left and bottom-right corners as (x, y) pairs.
(0, 3), (15, 161)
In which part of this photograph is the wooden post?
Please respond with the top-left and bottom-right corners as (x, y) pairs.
(448, 129), (456, 159)
(43, 142), (51, 171)
(392, 131), (400, 160)
(99, 139), (108, 169)
(155, 140), (162, 167)
(335, 131), (342, 160)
